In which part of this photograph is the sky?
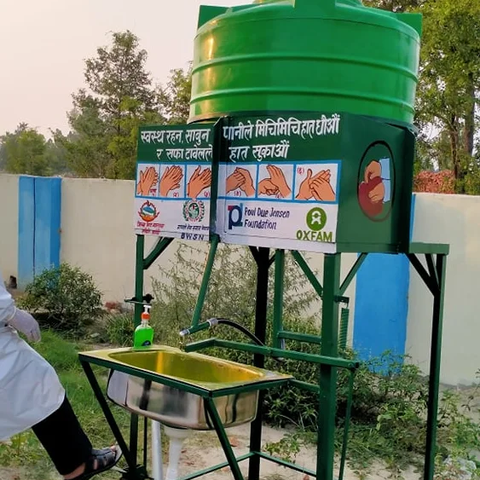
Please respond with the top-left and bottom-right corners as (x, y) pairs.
(0, 0), (240, 138)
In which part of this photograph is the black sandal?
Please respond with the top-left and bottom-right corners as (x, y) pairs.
(70, 445), (122, 480)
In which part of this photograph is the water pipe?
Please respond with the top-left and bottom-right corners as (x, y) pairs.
(180, 317), (265, 346)
(151, 420), (164, 480)
(163, 426), (192, 480)
(180, 318), (286, 364)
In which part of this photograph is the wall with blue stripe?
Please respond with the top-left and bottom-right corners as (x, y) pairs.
(17, 176), (62, 289)
(353, 194), (416, 361)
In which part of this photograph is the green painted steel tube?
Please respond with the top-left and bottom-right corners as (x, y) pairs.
(249, 247), (270, 480)
(178, 454), (254, 480)
(80, 361), (140, 478)
(317, 253), (342, 480)
(424, 254), (447, 480)
(291, 250), (323, 297)
(273, 250), (285, 350)
(256, 452), (316, 478)
(339, 253), (368, 296)
(191, 234), (219, 327)
(143, 237), (173, 270)
(134, 235), (145, 329)
(185, 338), (358, 370)
(339, 371), (356, 480)
(289, 379), (320, 394)
(278, 330), (322, 346)
(131, 234), (145, 465)
(205, 398), (245, 480)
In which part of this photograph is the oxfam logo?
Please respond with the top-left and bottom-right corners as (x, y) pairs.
(306, 207), (327, 231)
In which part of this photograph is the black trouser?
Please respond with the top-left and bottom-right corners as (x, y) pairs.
(32, 395), (92, 475)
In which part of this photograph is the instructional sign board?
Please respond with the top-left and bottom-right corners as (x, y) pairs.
(134, 113), (414, 253)
(134, 124), (214, 241)
(216, 114), (343, 253)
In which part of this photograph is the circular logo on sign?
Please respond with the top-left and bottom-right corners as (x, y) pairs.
(306, 207), (327, 231)
(183, 200), (205, 223)
(357, 141), (395, 222)
(138, 201), (159, 223)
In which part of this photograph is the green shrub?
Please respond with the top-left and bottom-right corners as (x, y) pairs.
(104, 313), (135, 346)
(18, 263), (104, 335)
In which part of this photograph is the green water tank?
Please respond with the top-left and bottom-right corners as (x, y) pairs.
(189, 0), (422, 126)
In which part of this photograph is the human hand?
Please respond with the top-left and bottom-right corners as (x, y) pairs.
(235, 167), (255, 197)
(258, 178), (279, 196)
(160, 166), (183, 196)
(368, 181), (385, 203)
(8, 309), (41, 342)
(266, 165), (291, 198)
(187, 166), (212, 199)
(136, 167), (158, 196)
(296, 169), (314, 200)
(226, 170), (245, 193)
(311, 177), (336, 202)
(364, 161), (382, 183)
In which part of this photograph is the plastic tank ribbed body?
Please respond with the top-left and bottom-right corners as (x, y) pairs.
(189, 0), (422, 126)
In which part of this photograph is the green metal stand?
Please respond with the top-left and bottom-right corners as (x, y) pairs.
(80, 235), (448, 480)
(318, 254), (342, 480)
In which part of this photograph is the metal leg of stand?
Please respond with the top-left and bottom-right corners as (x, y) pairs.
(205, 398), (246, 480)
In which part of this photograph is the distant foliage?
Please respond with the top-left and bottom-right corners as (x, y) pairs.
(414, 170), (455, 193)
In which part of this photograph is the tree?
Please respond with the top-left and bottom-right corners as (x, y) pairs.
(417, 0), (480, 192)
(158, 64), (193, 125)
(57, 30), (163, 179)
(0, 124), (50, 176)
(363, 0), (425, 12)
(366, 0), (480, 194)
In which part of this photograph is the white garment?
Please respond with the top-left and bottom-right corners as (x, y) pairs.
(0, 270), (65, 441)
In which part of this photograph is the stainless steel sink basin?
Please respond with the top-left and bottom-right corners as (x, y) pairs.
(80, 345), (292, 430)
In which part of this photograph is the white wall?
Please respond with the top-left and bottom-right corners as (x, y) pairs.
(0, 174), (18, 280)
(60, 178), (184, 303)
(408, 193), (480, 386)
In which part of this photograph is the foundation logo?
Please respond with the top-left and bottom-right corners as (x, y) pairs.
(138, 201), (159, 223)
(183, 200), (205, 223)
(297, 207), (333, 242)
(227, 203), (244, 230)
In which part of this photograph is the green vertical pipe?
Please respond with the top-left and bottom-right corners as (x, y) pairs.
(191, 234), (219, 327)
(317, 253), (341, 480)
(248, 247), (270, 480)
(131, 234), (145, 467)
(134, 235), (145, 329)
(273, 250), (285, 349)
(424, 254), (447, 480)
(205, 398), (245, 480)
(339, 307), (349, 351)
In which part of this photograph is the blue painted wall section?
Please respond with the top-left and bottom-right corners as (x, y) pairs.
(34, 177), (62, 275)
(18, 176), (62, 288)
(353, 194), (416, 361)
(18, 176), (35, 289)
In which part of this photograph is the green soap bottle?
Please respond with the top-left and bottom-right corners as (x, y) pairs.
(134, 305), (154, 349)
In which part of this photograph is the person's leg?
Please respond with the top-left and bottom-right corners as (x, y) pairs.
(31, 395), (92, 476)
(31, 395), (120, 479)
